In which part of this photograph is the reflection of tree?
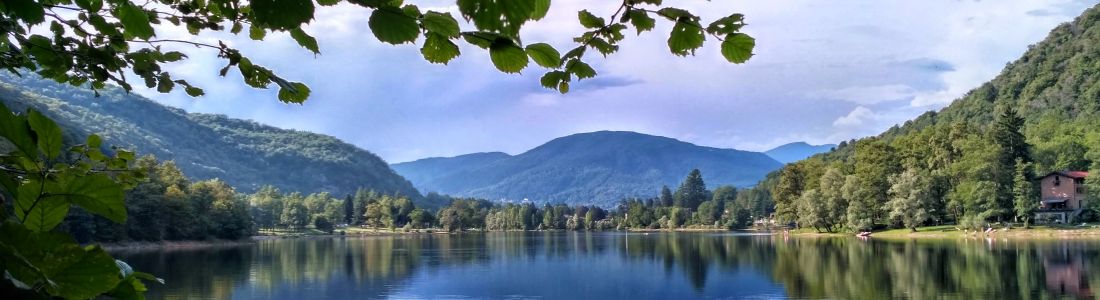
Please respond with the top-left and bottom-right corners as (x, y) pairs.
(119, 233), (1100, 299)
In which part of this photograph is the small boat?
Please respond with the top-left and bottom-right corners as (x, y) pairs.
(856, 231), (872, 237)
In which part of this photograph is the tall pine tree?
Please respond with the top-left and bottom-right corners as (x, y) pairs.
(992, 104), (1030, 221)
(673, 169), (710, 210)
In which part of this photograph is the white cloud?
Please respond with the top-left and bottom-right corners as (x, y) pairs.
(833, 106), (877, 128)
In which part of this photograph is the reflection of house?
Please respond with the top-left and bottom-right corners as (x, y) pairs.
(1036, 171), (1088, 223)
(1042, 247), (1093, 299)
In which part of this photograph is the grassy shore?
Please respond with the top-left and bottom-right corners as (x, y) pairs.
(790, 223), (1100, 239)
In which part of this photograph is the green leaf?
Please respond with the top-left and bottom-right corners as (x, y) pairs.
(461, 31), (506, 49)
(525, 43), (561, 68)
(15, 182), (71, 233)
(489, 41), (528, 73)
(86, 134), (102, 149)
(277, 82), (311, 103)
(317, 0), (342, 6)
(74, 0), (103, 12)
(720, 33), (755, 63)
(540, 70), (567, 89)
(24, 35), (61, 67)
(566, 59), (596, 79)
(421, 11), (460, 38)
(246, 27), (265, 42)
(531, 0), (551, 20)
(290, 28), (320, 54)
(27, 109), (62, 159)
(251, 0), (315, 30)
(707, 14), (745, 36)
(628, 10), (654, 35)
(457, 0), (537, 37)
(48, 173), (126, 223)
(578, 10), (604, 29)
(421, 33), (460, 64)
(667, 19), (704, 56)
(0, 103), (37, 159)
(114, 3), (154, 39)
(45, 245), (123, 300)
(162, 51), (186, 62)
(4, 0), (45, 24)
(369, 6), (419, 44)
(185, 86), (205, 97)
(656, 7), (693, 21)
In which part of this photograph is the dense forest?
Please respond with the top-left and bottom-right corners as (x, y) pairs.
(0, 72), (423, 203)
(760, 4), (1100, 232)
(65, 153), (767, 244)
(393, 131), (782, 207)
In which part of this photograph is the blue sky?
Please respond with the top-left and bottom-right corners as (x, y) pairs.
(135, 0), (1098, 163)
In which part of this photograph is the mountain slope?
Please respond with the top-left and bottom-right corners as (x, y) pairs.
(392, 152), (512, 192)
(393, 131), (783, 206)
(765, 142), (836, 163)
(0, 72), (421, 200)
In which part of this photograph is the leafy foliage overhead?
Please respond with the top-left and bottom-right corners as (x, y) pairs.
(0, 0), (755, 102)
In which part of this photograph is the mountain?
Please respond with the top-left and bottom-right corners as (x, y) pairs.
(392, 131), (783, 206)
(764, 142), (836, 163)
(0, 72), (421, 200)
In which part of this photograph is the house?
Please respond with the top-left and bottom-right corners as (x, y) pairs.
(1035, 171), (1089, 224)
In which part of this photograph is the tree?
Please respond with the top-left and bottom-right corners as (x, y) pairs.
(659, 185), (674, 207)
(1012, 158), (1037, 228)
(280, 194), (310, 229)
(313, 215), (334, 234)
(343, 194), (354, 225)
(772, 164), (807, 223)
(886, 168), (934, 231)
(796, 189), (828, 232)
(992, 104), (1030, 221)
(674, 169), (709, 209)
(1, 0), (755, 103)
(844, 175), (874, 232)
(249, 186), (283, 230)
(818, 167), (847, 232)
(438, 207), (462, 232)
(851, 140), (900, 227)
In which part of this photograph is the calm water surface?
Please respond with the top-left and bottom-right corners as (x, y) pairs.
(113, 232), (1099, 299)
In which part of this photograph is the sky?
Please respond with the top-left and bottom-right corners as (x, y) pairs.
(134, 0), (1099, 163)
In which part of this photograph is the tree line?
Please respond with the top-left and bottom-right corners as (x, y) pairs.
(768, 105), (1100, 233)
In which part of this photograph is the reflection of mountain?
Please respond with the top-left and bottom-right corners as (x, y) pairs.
(114, 234), (1100, 299)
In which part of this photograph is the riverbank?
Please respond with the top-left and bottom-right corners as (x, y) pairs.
(790, 224), (1100, 239)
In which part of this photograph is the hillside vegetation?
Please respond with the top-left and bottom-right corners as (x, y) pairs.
(0, 73), (421, 200)
(761, 4), (1100, 232)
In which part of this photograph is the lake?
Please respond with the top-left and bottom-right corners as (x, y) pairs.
(113, 232), (1100, 299)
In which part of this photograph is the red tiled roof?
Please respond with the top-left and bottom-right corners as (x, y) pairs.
(1045, 171), (1089, 179)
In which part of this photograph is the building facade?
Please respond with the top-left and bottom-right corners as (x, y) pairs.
(1036, 171), (1089, 223)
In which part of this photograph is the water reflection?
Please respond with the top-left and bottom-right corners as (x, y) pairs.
(113, 233), (1100, 299)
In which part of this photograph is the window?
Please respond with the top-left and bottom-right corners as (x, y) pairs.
(1077, 185), (1085, 194)
(1054, 176), (1061, 186)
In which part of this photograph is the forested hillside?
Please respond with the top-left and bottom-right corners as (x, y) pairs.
(393, 131), (782, 206)
(0, 72), (421, 199)
(761, 4), (1100, 232)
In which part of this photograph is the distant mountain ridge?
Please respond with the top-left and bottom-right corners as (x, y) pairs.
(764, 142), (836, 163)
(0, 73), (421, 201)
(392, 131), (783, 206)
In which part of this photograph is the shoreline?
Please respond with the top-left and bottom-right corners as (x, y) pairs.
(789, 224), (1100, 239)
(99, 225), (1100, 251)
